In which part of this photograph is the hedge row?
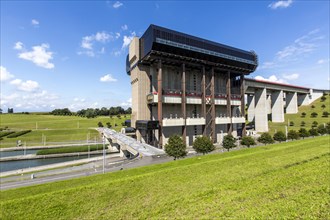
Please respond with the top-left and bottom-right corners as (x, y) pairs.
(6, 130), (32, 138)
(36, 144), (109, 155)
(0, 131), (15, 138)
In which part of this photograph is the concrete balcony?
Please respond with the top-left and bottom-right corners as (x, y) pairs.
(231, 100), (241, 106)
(147, 93), (182, 104)
(186, 96), (202, 104)
(215, 116), (231, 124)
(231, 94), (242, 106)
(215, 98), (227, 105)
(232, 116), (245, 124)
(186, 116), (206, 125)
(163, 115), (184, 127)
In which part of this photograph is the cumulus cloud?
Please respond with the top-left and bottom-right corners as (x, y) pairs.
(282, 73), (299, 80)
(0, 66), (15, 81)
(268, 0), (293, 9)
(122, 32), (136, 49)
(254, 75), (288, 84)
(31, 19), (39, 27)
(317, 59), (329, 64)
(100, 74), (117, 82)
(121, 98), (132, 107)
(10, 79), (39, 92)
(79, 31), (114, 57)
(17, 43), (55, 69)
(113, 1), (123, 8)
(14, 41), (24, 50)
(121, 24), (128, 31)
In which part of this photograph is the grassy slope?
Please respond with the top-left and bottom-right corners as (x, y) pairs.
(269, 94), (330, 134)
(1, 136), (329, 219)
(0, 114), (130, 148)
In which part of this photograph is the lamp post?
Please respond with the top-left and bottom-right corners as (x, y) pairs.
(285, 125), (288, 142)
(103, 134), (105, 174)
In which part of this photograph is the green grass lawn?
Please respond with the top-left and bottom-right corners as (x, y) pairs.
(0, 114), (130, 148)
(268, 94), (330, 134)
(1, 136), (329, 219)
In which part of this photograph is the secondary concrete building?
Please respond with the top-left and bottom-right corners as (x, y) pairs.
(126, 25), (258, 148)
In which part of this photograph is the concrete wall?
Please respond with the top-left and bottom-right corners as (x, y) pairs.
(254, 88), (268, 132)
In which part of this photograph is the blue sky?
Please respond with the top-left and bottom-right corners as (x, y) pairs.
(1, 0), (329, 112)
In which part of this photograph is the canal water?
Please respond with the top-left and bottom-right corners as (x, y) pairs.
(0, 150), (38, 158)
(0, 154), (102, 173)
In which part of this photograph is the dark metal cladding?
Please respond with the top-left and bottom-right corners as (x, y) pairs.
(139, 24), (258, 73)
(136, 120), (159, 130)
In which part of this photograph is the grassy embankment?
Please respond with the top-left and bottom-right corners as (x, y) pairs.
(36, 144), (109, 155)
(0, 114), (130, 148)
(268, 93), (330, 134)
(1, 136), (329, 219)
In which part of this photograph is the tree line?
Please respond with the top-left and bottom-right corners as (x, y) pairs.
(51, 106), (132, 118)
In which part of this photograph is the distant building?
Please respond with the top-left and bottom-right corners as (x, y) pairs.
(126, 24), (258, 148)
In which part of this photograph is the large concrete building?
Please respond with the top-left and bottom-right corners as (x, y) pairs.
(126, 25), (258, 148)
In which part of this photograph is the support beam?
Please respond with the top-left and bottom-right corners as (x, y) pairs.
(298, 93), (309, 106)
(181, 63), (186, 145)
(226, 71), (232, 134)
(255, 88), (268, 132)
(247, 95), (255, 122)
(240, 74), (246, 136)
(157, 60), (163, 148)
(271, 90), (284, 122)
(211, 67), (216, 142)
(286, 92), (298, 114)
(201, 66), (206, 136)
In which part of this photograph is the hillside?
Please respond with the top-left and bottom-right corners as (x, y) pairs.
(269, 93), (330, 134)
(0, 114), (130, 148)
(1, 136), (329, 219)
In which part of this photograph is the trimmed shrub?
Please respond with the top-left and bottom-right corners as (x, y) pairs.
(311, 112), (318, 118)
(301, 112), (306, 117)
(240, 136), (256, 148)
(257, 132), (274, 145)
(222, 135), (236, 151)
(309, 128), (319, 137)
(165, 135), (187, 160)
(298, 128), (309, 139)
(322, 111), (329, 117)
(7, 130), (31, 138)
(300, 121), (306, 127)
(287, 130), (299, 140)
(193, 136), (215, 154)
(312, 121), (318, 128)
(317, 125), (327, 135)
(0, 131), (15, 138)
(289, 121), (294, 126)
(273, 131), (286, 142)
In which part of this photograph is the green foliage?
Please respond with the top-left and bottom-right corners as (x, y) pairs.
(311, 105), (315, 109)
(164, 135), (187, 160)
(36, 144), (108, 155)
(6, 130), (31, 138)
(273, 131), (286, 142)
(1, 137), (329, 220)
(312, 121), (318, 128)
(308, 128), (319, 137)
(317, 125), (327, 135)
(320, 96), (326, 102)
(322, 111), (329, 117)
(240, 136), (256, 148)
(287, 130), (299, 140)
(301, 112), (306, 117)
(97, 122), (104, 127)
(192, 136), (215, 154)
(257, 132), (274, 145)
(321, 104), (326, 110)
(51, 108), (72, 116)
(311, 112), (318, 118)
(300, 121), (306, 127)
(106, 122), (112, 128)
(289, 121), (294, 126)
(222, 134), (236, 151)
(0, 131), (15, 138)
(298, 128), (309, 139)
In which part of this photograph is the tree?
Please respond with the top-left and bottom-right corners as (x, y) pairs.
(97, 122), (104, 127)
(222, 135), (236, 151)
(240, 136), (256, 148)
(312, 121), (318, 128)
(300, 121), (306, 127)
(321, 104), (326, 110)
(287, 130), (299, 140)
(164, 135), (187, 160)
(106, 122), (112, 128)
(322, 111), (329, 117)
(301, 112), (306, 117)
(257, 132), (274, 145)
(192, 136), (215, 154)
(298, 128), (309, 139)
(321, 96), (327, 102)
(311, 105), (315, 109)
(0, 108), (2, 114)
(317, 125), (327, 135)
(289, 121), (294, 126)
(309, 128), (319, 137)
(311, 112), (318, 118)
(273, 131), (286, 142)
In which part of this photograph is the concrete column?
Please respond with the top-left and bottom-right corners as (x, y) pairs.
(271, 90), (284, 122)
(255, 88), (268, 132)
(181, 63), (186, 145)
(247, 95), (255, 122)
(286, 92), (298, 114)
(226, 71), (232, 134)
(157, 60), (163, 148)
(211, 67), (216, 142)
(298, 93), (309, 106)
(201, 66), (206, 135)
(240, 74), (246, 136)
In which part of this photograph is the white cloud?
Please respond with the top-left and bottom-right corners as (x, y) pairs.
(18, 43), (55, 69)
(122, 32), (136, 49)
(317, 59), (329, 64)
(0, 66), (15, 81)
(254, 75), (288, 84)
(121, 98), (132, 107)
(282, 73), (299, 80)
(121, 24), (128, 31)
(81, 36), (94, 49)
(113, 1), (123, 8)
(115, 32), (121, 39)
(95, 32), (112, 42)
(268, 0), (293, 9)
(10, 79), (39, 92)
(14, 41), (24, 50)
(100, 74), (117, 82)
(79, 31), (114, 57)
(31, 19), (39, 27)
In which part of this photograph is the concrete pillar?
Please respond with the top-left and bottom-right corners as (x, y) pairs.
(157, 60), (163, 148)
(247, 95), (255, 122)
(286, 92), (298, 114)
(271, 90), (284, 122)
(255, 88), (268, 132)
(181, 63), (186, 145)
(298, 93), (309, 106)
